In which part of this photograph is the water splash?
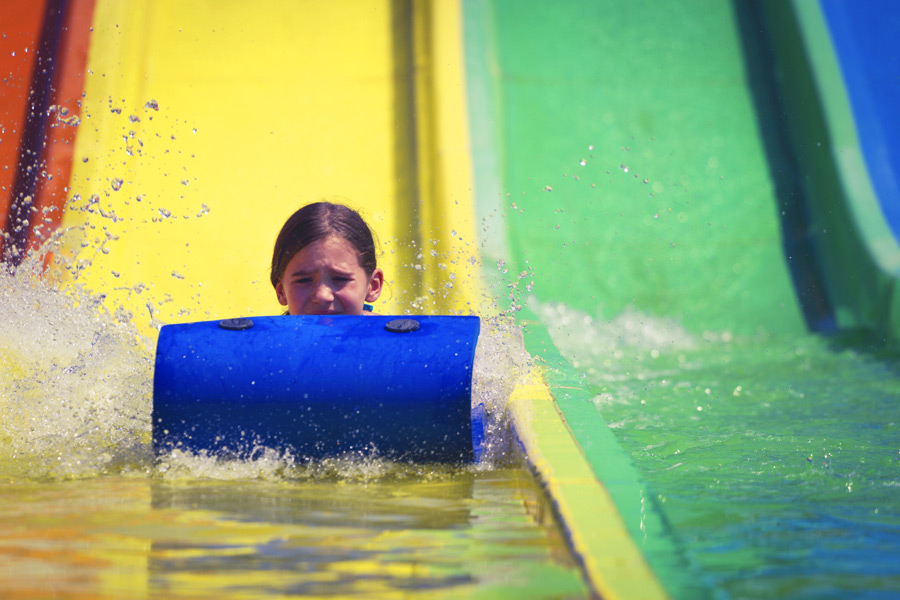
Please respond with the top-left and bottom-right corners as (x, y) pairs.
(155, 446), (467, 483)
(0, 246), (532, 481)
(529, 296), (695, 381)
(0, 251), (154, 481)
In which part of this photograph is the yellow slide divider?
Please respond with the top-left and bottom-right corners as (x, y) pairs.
(508, 371), (671, 600)
(59, 0), (477, 334)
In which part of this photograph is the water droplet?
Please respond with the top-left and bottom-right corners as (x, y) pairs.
(82, 157), (89, 163)
(621, 164), (629, 173)
(580, 159), (587, 166)
(144, 99), (159, 111)
(58, 114), (80, 126)
(111, 178), (123, 191)
(543, 185), (553, 192)
(180, 179), (189, 186)
(128, 114), (140, 123)
(588, 144), (594, 151)
(158, 208), (171, 218)
(192, 128), (197, 134)
(171, 271), (185, 279)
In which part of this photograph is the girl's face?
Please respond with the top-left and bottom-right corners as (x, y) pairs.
(275, 235), (383, 316)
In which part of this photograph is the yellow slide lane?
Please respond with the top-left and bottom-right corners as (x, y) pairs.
(59, 0), (477, 332)
(55, 2), (663, 597)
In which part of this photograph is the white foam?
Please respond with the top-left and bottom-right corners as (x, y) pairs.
(0, 251), (154, 480)
(472, 315), (534, 466)
(530, 296), (695, 380)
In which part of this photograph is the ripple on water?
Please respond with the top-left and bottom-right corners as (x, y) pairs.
(535, 298), (900, 599)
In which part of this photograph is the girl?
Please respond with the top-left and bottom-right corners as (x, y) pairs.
(270, 202), (384, 316)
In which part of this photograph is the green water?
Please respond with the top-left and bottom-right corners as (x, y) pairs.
(607, 337), (900, 599)
(539, 301), (900, 598)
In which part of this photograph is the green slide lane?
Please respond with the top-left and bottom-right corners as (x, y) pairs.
(471, 0), (806, 336)
(464, 0), (898, 597)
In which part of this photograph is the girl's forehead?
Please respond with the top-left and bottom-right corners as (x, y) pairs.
(288, 236), (362, 267)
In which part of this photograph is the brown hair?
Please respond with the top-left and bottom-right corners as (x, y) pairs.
(270, 202), (378, 288)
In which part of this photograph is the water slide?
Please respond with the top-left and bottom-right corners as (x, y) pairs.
(3, 0), (900, 598)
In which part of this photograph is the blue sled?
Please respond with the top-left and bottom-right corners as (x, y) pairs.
(152, 315), (483, 463)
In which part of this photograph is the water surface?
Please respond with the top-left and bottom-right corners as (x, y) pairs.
(539, 300), (900, 598)
(0, 468), (588, 599)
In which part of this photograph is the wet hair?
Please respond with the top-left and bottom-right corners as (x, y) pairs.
(270, 201), (378, 288)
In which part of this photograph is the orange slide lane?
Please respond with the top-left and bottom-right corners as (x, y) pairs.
(0, 0), (94, 264)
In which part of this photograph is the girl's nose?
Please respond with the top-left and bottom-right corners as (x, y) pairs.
(313, 283), (334, 303)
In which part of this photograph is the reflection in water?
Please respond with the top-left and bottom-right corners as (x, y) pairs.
(0, 470), (587, 599)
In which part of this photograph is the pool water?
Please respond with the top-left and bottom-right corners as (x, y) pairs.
(538, 300), (900, 599)
(0, 260), (590, 599)
(0, 469), (588, 599)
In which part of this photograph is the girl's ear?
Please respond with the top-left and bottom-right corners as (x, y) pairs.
(366, 268), (384, 302)
(275, 281), (288, 306)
